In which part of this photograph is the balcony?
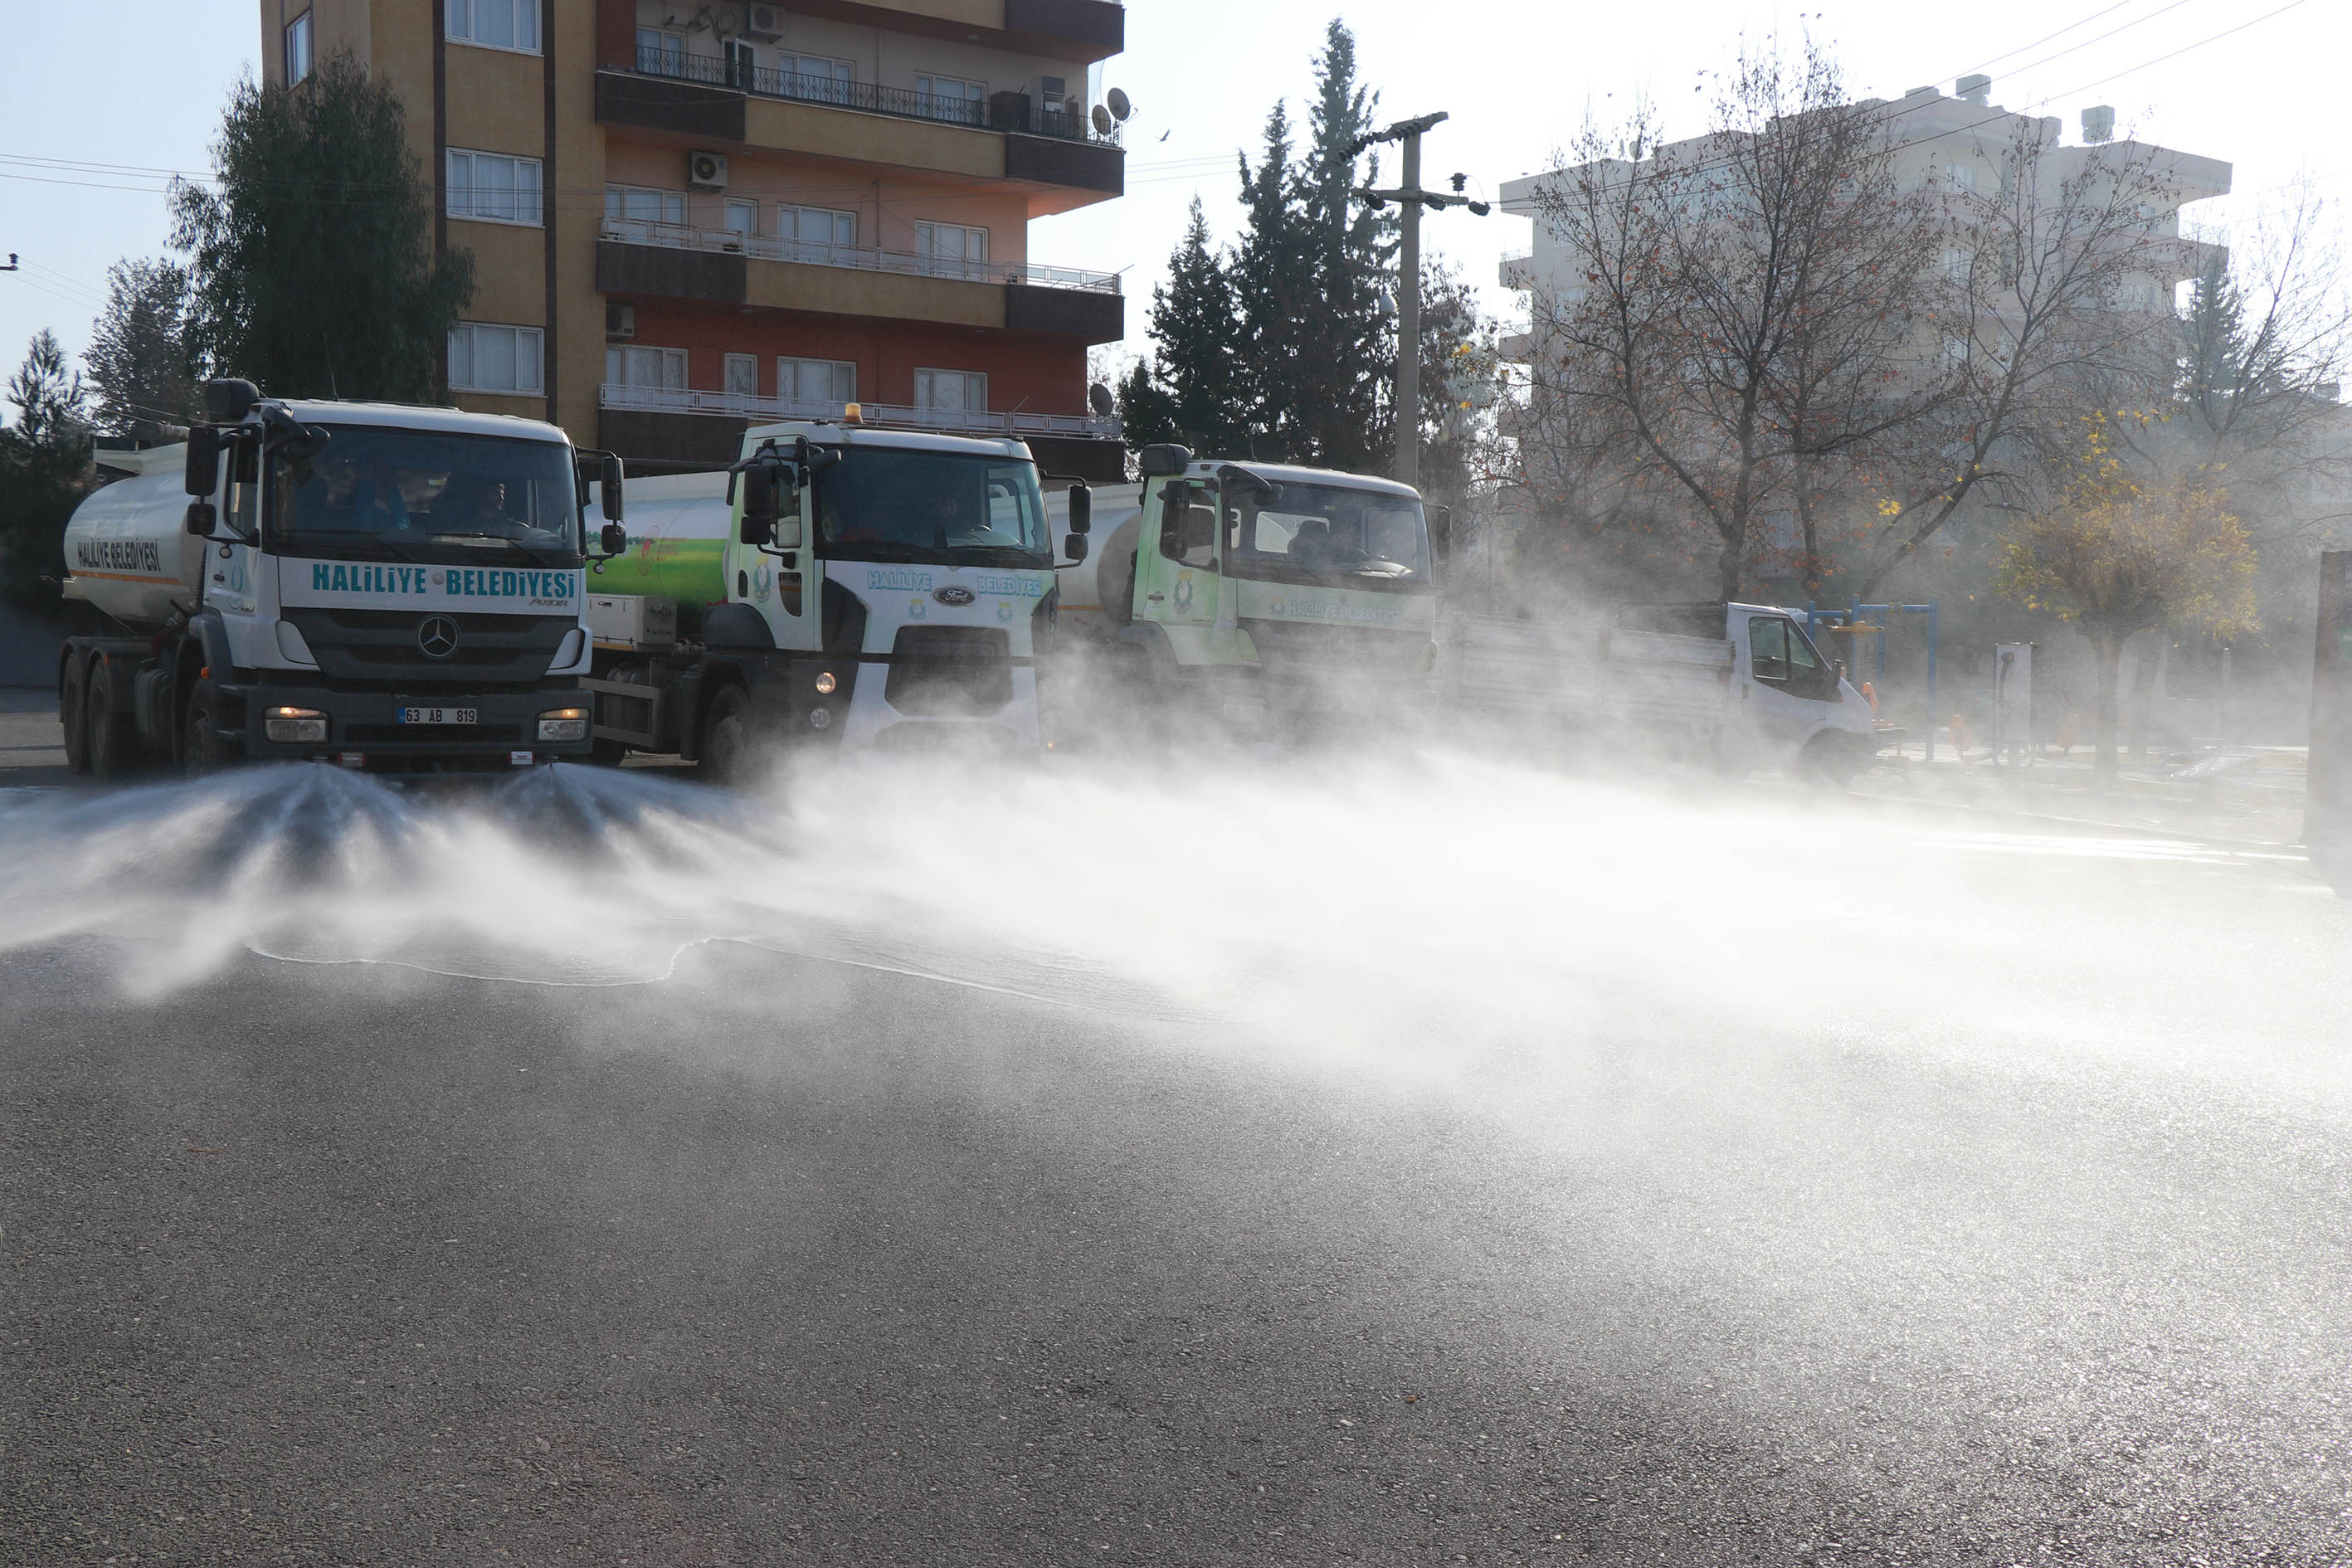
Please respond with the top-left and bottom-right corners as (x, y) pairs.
(601, 217), (1118, 295)
(1500, 249), (1536, 291)
(597, 218), (1124, 341)
(601, 382), (1121, 442)
(636, 49), (1119, 149)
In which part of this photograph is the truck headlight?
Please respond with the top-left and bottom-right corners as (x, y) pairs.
(537, 706), (591, 743)
(813, 670), (836, 695)
(263, 705), (327, 743)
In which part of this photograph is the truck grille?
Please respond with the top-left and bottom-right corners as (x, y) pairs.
(285, 607), (571, 684)
(884, 626), (1012, 717)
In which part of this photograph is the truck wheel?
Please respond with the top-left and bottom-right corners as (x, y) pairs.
(183, 680), (230, 777)
(699, 684), (752, 786)
(61, 661), (91, 776)
(1800, 733), (1862, 791)
(85, 671), (140, 782)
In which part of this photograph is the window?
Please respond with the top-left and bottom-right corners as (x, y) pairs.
(915, 368), (986, 414)
(1945, 163), (1975, 192)
(916, 73), (985, 124)
(1942, 334), (1970, 369)
(606, 346), (688, 390)
(1942, 246), (1974, 286)
(1748, 616), (1837, 699)
(448, 323), (545, 395)
(605, 185), (687, 226)
(779, 55), (850, 102)
(724, 38), (756, 89)
(723, 198), (760, 237)
(1225, 480), (1430, 583)
(285, 12), (314, 85)
(637, 27), (683, 75)
(446, 0), (538, 52)
(916, 222), (988, 275)
(779, 357), (856, 406)
(449, 149), (543, 226)
(1155, 479), (1217, 568)
(780, 206), (857, 249)
(724, 353), (760, 399)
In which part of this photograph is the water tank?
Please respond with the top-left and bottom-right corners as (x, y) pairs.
(61, 446), (207, 632)
(601, 470), (733, 603)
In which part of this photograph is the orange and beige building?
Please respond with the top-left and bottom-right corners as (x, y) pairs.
(260, 0), (1128, 478)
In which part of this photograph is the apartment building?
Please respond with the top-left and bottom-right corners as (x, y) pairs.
(260, 0), (1128, 478)
(1497, 82), (2233, 372)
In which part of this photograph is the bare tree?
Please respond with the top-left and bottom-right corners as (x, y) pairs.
(1855, 119), (2198, 597)
(1527, 38), (1940, 598)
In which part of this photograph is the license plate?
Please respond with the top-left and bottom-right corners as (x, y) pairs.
(397, 707), (477, 726)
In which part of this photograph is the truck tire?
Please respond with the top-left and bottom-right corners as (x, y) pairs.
(1800, 731), (1863, 791)
(85, 672), (140, 782)
(183, 679), (230, 777)
(61, 660), (91, 776)
(699, 684), (752, 786)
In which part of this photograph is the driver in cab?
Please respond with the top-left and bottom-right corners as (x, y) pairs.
(303, 453), (411, 534)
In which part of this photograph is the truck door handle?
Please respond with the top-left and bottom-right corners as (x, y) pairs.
(1147, 592), (1165, 601)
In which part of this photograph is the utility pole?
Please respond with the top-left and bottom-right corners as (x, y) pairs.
(1352, 112), (1488, 490)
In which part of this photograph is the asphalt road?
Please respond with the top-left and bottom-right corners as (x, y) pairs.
(7, 718), (2352, 1565)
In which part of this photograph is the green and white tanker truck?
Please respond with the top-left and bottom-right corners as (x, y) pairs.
(577, 415), (1090, 775)
(1044, 443), (1444, 735)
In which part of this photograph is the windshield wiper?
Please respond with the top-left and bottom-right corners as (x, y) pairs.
(826, 540), (939, 562)
(427, 532), (572, 567)
(946, 544), (1049, 567)
(293, 530), (417, 562)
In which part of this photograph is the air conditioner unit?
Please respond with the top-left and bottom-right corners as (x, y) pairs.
(687, 150), (729, 190)
(606, 302), (635, 341)
(743, 4), (785, 40)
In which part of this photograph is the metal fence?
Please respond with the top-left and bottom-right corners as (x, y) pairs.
(599, 217), (1120, 295)
(600, 382), (1122, 441)
(634, 48), (1120, 148)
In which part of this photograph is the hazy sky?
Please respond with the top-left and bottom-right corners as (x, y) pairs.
(2, 0), (2344, 402)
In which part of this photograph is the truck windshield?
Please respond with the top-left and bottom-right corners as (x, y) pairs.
(1226, 481), (1432, 591)
(811, 449), (1049, 567)
(267, 426), (583, 567)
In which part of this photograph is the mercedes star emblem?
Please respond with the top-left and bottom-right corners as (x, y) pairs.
(416, 616), (460, 660)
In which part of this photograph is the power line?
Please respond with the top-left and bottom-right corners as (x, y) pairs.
(1961, 0), (2148, 76)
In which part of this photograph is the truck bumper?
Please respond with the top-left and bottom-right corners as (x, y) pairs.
(236, 682), (596, 772)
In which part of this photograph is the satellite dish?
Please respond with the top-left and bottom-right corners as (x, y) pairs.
(1091, 103), (1114, 136)
(1106, 87), (1132, 122)
(1088, 382), (1115, 417)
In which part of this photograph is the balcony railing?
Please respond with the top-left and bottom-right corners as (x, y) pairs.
(601, 382), (1122, 441)
(600, 217), (1120, 295)
(634, 48), (1120, 148)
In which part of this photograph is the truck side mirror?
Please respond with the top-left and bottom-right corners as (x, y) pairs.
(1138, 443), (1193, 477)
(185, 427), (221, 497)
(600, 522), (627, 556)
(741, 465), (778, 546)
(1429, 504), (1452, 566)
(184, 500), (217, 537)
(600, 453), (625, 522)
(1064, 533), (1089, 564)
(1068, 482), (1092, 535)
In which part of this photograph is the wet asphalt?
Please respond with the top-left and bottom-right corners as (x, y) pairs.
(6, 706), (2352, 1566)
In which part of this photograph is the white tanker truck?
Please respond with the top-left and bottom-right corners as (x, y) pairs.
(58, 379), (625, 778)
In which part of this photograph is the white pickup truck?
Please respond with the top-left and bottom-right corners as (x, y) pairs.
(1446, 601), (1878, 782)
